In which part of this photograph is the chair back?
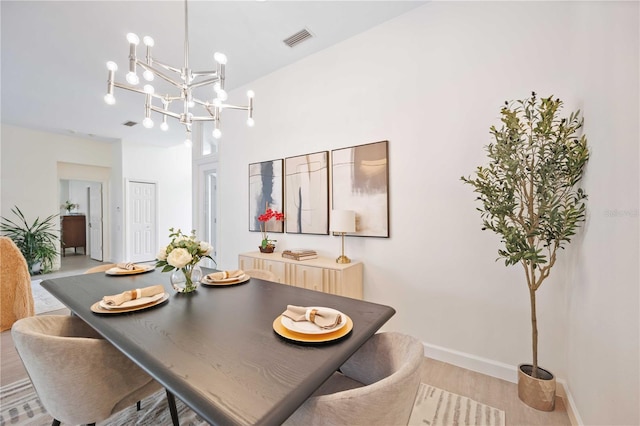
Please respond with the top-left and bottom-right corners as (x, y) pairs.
(0, 236), (34, 331)
(12, 315), (160, 424)
(245, 268), (279, 282)
(285, 332), (424, 425)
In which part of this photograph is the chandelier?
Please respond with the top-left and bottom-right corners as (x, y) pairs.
(104, 0), (254, 146)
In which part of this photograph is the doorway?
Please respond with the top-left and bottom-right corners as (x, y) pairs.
(59, 179), (103, 261)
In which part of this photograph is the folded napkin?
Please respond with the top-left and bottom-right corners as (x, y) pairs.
(282, 305), (343, 329)
(102, 285), (165, 306)
(205, 270), (244, 281)
(115, 262), (145, 271)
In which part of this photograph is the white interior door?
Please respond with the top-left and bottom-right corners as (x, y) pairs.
(128, 181), (157, 262)
(87, 183), (103, 261)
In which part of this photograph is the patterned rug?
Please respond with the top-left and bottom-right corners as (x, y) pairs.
(1, 379), (505, 425)
(409, 384), (505, 426)
(30, 280), (65, 314)
(0, 378), (204, 425)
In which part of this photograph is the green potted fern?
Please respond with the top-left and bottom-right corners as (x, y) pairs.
(1, 206), (59, 275)
(461, 92), (589, 411)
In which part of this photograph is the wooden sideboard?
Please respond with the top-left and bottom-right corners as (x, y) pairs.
(61, 215), (86, 256)
(238, 251), (363, 299)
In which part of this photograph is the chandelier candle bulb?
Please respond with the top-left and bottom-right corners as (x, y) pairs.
(126, 33), (140, 45)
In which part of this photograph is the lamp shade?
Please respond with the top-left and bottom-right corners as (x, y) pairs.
(330, 210), (356, 233)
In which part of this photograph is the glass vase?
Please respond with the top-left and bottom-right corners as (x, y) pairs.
(170, 264), (202, 294)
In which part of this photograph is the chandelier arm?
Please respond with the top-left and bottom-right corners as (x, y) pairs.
(113, 82), (148, 96)
(190, 116), (218, 122)
(137, 63), (183, 89)
(150, 105), (181, 120)
(221, 105), (251, 111)
(191, 70), (219, 77)
(188, 77), (221, 90)
(148, 59), (183, 75)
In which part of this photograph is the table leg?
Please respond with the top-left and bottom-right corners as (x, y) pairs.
(166, 389), (180, 426)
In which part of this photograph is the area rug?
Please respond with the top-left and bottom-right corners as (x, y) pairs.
(0, 378), (204, 425)
(1, 379), (505, 426)
(30, 280), (65, 314)
(409, 384), (505, 426)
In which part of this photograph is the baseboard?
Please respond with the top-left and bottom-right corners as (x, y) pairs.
(421, 342), (582, 425)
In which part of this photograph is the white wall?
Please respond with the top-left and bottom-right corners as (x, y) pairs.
(121, 141), (192, 257)
(216, 2), (638, 424)
(1, 125), (113, 263)
(1, 125), (193, 265)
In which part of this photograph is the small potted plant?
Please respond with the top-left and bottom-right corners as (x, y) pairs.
(461, 92), (589, 411)
(1, 206), (59, 275)
(61, 201), (79, 214)
(257, 208), (284, 253)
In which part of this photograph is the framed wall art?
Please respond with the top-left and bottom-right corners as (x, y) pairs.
(249, 159), (284, 233)
(284, 151), (329, 234)
(331, 140), (389, 237)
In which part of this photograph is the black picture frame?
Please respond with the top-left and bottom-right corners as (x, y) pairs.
(331, 140), (389, 238)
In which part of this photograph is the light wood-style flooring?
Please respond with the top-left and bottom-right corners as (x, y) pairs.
(1, 254), (571, 425)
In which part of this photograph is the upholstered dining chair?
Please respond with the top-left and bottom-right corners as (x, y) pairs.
(244, 268), (279, 282)
(83, 263), (116, 274)
(0, 236), (34, 331)
(11, 315), (179, 426)
(283, 332), (424, 426)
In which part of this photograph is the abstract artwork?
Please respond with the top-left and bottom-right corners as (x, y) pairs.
(284, 151), (329, 234)
(249, 159), (284, 233)
(331, 140), (389, 237)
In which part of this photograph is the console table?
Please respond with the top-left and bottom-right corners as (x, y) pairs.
(238, 251), (363, 299)
(61, 215), (86, 256)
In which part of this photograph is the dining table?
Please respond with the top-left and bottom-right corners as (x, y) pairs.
(40, 266), (396, 425)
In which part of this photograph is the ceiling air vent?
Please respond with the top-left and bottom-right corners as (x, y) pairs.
(122, 121), (137, 127)
(283, 29), (313, 48)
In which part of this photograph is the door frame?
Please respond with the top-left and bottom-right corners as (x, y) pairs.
(57, 162), (111, 263)
(195, 162), (219, 266)
(124, 179), (158, 262)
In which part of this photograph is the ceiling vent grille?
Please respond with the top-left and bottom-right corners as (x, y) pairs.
(283, 29), (313, 48)
(123, 121), (137, 127)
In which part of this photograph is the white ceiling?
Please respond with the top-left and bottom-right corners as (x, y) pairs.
(1, 1), (425, 147)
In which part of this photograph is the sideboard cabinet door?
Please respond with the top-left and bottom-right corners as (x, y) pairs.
(238, 252), (363, 299)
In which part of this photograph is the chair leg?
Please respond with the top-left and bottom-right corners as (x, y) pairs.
(137, 400), (141, 411)
(166, 389), (180, 426)
(51, 420), (61, 426)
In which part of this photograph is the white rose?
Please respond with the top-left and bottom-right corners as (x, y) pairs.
(167, 248), (193, 269)
(156, 246), (168, 261)
(199, 241), (213, 256)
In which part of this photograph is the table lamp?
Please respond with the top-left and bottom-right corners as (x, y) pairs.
(330, 210), (356, 264)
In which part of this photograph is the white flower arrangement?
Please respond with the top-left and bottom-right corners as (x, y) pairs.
(156, 228), (214, 272)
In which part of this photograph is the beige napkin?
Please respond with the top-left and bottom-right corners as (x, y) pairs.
(102, 285), (165, 306)
(282, 305), (343, 329)
(115, 262), (145, 271)
(205, 270), (244, 281)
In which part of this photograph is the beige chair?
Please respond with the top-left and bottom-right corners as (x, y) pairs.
(83, 263), (116, 274)
(284, 332), (424, 426)
(244, 268), (279, 282)
(11, 315), (176, 426)
(0, 236), (35, 331)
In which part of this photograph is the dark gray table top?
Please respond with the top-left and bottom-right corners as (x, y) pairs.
(41, 268), (395, 425)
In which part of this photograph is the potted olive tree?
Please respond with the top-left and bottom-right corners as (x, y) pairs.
(1, 206), (59, 275)
(461, 92), (589, 411)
